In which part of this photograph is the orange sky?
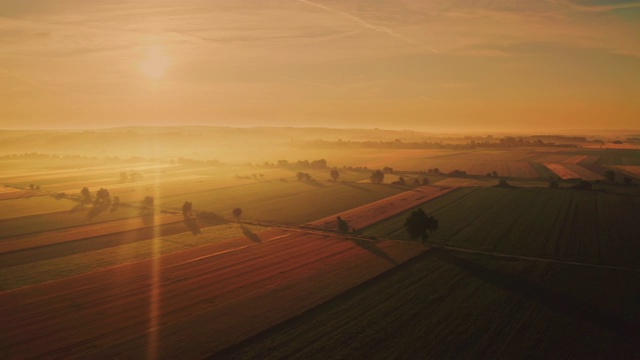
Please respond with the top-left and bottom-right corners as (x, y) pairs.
(1, 0), (639, 132)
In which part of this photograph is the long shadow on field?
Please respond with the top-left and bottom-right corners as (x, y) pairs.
(241, 225), (261, 243)
(432, 249), (637, 337)
(183, 216), (202, 235)
(301, 180), (325, 188)
(0, 221), (191, 269)
(338, 181), (372, 192)
(68, 203), (86, 214)
(350, 238), (397, 265)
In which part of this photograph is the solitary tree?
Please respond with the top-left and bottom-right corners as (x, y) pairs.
(81, 187), (91, 203)
(182, 201), (193, 217)
(404, 208), (438, 243)
(336, 216), (349, 233)
(142, 196), (154, 208)
(94, 188), (111, 206)
(330, 169), (340, 182)
(370, 170), (384, 184)
(232, 207), (242, 220)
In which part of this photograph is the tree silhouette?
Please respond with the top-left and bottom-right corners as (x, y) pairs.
(232, 208), (242, 220)
(330, 169), (340, 182)
(81, 187), (91, 203)
(370, 170), (384, 184)
(336, 216), (349, 233)
(182, 201), (193, 217)
(404, 208), (438, 243)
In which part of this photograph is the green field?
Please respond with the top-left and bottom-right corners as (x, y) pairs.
(363, 187), (640, 268)
(0, 223), (267, 291)
(161, 180), (409, 225)
(214, 249), (640, 360)
(0, 196), (77, 220)
(0, 206), (144, 239)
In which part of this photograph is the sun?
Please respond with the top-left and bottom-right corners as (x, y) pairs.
(139, 47), (170, 80)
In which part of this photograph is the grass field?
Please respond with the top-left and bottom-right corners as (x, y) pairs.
(1, 149), (639, 359)
(363, 187), (640, 268)
(0, 196), (77, 220)
(0, 223), (266, 290)
(160, 180), (409, 225)
(214, 249), (640, 360)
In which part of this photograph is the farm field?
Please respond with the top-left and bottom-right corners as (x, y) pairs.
(159, 180), (409, 225)
(0, 228), (428, 359)
(0, 223), (265, 290)
(363, 187), (640, 269)
(1, 144), (639, 359)
(214, 249), (640, 360)
(309, 185), (456, 231)
(0, 196), (77, 220)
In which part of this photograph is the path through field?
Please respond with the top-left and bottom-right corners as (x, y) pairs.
(0, 185), (448, 358)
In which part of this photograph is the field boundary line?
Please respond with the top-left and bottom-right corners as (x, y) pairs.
(425, 242), (640, 273)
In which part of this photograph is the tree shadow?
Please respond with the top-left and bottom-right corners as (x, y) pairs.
(183, 215), (202, 235)
(432, 249), (637, 336)
(241, 224), (261, 243)
(68, 203), (86, 214)
(301, 180), (326, 188)
(350, 238), (397, 265)
(139, 207), (155, 226)
(88, 203), (109, 220)
(338, 181), (372, 192)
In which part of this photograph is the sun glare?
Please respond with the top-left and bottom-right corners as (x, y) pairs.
(139, 47), (170, 80)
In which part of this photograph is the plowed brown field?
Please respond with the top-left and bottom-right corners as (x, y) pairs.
(309, 185), (456, 231)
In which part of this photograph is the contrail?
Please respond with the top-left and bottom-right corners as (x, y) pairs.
(297, 0), (439, 53)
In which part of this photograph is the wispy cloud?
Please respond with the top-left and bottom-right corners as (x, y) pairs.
(550, 0), (640, 12)
(296, 0), (438, 53)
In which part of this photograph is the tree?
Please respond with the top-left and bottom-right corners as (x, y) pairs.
(336, 216), (349, 233)
(94, 188), (111, 206)
(142, 196), (154, 207)
(412, 178), (420, 186)
(392, 176), (406, 185)
(182, 201), (193, 217)
(404, 208), (438, 243)
(311, 159), (327, 168)
(296, 172), (312, 182)
(81, 187), (91, 203)
(421, 177), (430, 185)
(119, 172), (129, 183)
(330, 169), (340, 182)
(370, 170), (384, 184)
(232, 208), (242, 220)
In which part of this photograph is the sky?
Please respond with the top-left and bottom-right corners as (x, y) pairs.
(0, 0), (639, 132)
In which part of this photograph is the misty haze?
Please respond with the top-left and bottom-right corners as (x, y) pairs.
(1, 1), (639, 359)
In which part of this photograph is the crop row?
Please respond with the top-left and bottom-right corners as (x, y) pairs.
(364, 187), (640, 269)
